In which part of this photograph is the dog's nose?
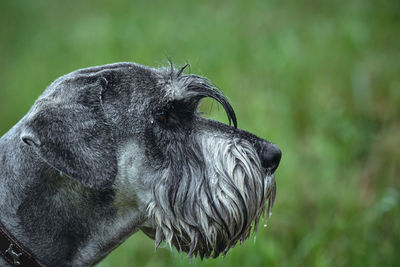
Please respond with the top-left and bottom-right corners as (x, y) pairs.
(260, 142), (281, 173)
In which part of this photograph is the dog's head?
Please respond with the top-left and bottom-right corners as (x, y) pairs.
(20, 62), (281, 258)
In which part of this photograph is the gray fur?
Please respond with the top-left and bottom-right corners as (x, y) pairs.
(0, 62), (281, 266)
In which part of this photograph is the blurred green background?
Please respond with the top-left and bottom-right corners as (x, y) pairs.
(1, 0), (399, 266)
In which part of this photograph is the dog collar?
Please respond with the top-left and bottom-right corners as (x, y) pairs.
(0, 220), (45, 267)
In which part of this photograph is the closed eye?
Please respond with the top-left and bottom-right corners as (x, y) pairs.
(153, 101), (194, 129)
(154, 112), (168, 124)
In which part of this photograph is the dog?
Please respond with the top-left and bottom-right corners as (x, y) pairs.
(0, 62), (281, 266)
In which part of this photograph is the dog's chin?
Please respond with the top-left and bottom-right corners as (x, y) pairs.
(140, 172), (276, 259)
(139, 227), (223, 259)
(140, 225), (254, 259)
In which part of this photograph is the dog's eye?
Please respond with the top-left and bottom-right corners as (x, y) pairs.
(154, 101), (191, 128)
(154, 109), (182, 128)
(154, 112), (168, 124)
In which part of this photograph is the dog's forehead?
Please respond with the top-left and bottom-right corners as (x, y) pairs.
(39, 62), (184, 105)
(49, 63), (153, 90)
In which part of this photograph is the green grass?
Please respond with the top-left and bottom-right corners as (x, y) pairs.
(0, 0), (399, 266)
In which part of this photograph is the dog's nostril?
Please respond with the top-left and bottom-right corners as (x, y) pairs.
(260, 143), (281, 173)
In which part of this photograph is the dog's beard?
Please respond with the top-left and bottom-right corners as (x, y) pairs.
(143, 135), (276, 258)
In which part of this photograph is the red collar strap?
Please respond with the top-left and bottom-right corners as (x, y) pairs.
(0, 220), (45, 267)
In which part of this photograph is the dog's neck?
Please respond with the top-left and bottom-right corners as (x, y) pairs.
(0, 124), (142, 266)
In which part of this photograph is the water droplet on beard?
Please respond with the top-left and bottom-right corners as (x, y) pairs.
(150, 119), (154, 124)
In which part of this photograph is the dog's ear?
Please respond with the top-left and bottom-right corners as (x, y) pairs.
(20, 73), (118, 189)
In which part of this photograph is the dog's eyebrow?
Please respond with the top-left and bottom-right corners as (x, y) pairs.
(182, 75), (238, 128)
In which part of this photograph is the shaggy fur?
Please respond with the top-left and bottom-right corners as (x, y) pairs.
(0, 62), (281, 266)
